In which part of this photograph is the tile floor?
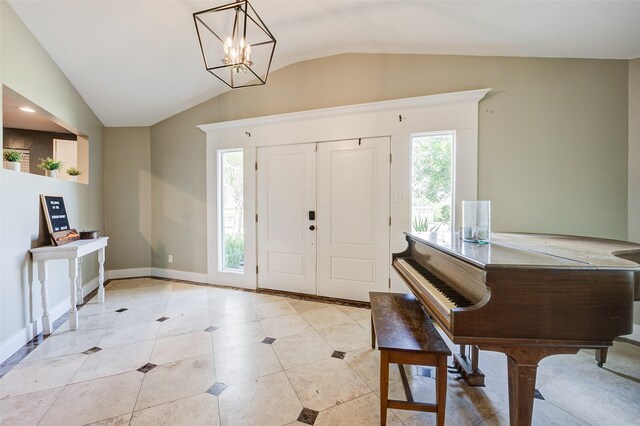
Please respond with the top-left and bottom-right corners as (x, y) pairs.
(0, 277), (639, 425)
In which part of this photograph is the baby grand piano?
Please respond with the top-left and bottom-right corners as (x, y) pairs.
(393, 232), (640, 426)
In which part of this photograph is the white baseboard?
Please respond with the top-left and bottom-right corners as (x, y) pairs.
(0, 276), (99, 364)
(150, 267), (208, 284)
(106, 267), (152, 280)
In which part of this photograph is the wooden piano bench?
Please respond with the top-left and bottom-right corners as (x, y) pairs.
(370, 292), (452, 426)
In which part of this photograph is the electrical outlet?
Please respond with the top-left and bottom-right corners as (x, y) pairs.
(168, 254), (173, 263)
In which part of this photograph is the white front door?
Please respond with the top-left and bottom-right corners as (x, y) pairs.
(257, 144), (317, 295)
(317, 137), (390, 301)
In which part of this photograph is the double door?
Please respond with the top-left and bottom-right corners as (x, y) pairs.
(257, 137), (390, 301)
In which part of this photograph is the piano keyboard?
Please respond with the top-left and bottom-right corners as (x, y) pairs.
(396, 258), (473, 310)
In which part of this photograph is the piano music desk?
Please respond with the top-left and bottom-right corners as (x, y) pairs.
(29, 237), (108, 335)
(370, 292), (451, 426)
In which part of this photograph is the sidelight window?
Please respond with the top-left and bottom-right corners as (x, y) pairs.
(218, 149), (244, 272)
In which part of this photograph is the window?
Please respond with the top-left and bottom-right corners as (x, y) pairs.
(218, 149), (244, 271)
(411, 132), (454, 233)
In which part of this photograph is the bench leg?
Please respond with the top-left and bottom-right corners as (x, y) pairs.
(380, 350), (389, 426)
(371, 314), (376, 349)
(436, 355), (447, 426)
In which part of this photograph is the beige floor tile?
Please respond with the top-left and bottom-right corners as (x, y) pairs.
(337, 305), (371, 322)
(300, 306), (354, 329)
(288, 299), (332, 314)
(98, 320), (161, 348)
(165, 299), (209, 318)
(106, 278), (145, 290)
(218, 371), (302, 426)
(480, 399), (589, 426)
(54, 311), (119, 333)
(317, 322), (371, 352)
(0, 386), (63, 425)
(158, 314), (212, 339)
(209, 304), (257, 327)
(214, 343), (282, 384)
(0, 354), (86, 398)
(286, 357), (371, 411)
(315, 392), (403, 426)
(39, 371), (143, 426)
(22, 328), (105, 362)
(135, 354), (216, 410)
(130, 393), (220, 426)
(211, 321), (266, 350)
(78, 300), (119, 317)
(272, 330), (334, 370)
(247, 292), (284, 304)
(252, 300), (297, 320)
(344, 347), (402, 391)
(110, 304), (167, 328)
(85, 414), (133, 425)
(71, 340), (155, 383)
(150, 331), (213, 365)
(259, 314), (313, 338)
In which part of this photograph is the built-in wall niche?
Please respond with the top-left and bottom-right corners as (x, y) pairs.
(2, 85), (89, 183)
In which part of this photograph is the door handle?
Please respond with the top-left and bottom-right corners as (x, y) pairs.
(309, 225), (315, 231)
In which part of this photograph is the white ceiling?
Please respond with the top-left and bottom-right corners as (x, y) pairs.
(8, 1), (640, 127)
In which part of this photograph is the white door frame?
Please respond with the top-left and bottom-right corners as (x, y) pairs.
(202, 89), (489, 290)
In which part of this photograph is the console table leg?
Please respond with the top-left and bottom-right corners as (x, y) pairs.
(98, 247), (105, 303)
(69, 259), (79, 330)
(76, 257), (84, 305)
(37, 261), (52, 335)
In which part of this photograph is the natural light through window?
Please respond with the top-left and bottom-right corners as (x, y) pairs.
(411, 132), (454, 233)
(219, 149), (244, 272)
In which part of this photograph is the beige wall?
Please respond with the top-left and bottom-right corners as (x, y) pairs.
(104, 127), (151, 270)
(150, 53), (628, 274)
(1, 1), (104, 348)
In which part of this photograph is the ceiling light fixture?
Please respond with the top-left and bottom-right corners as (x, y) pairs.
(19, 107), (35, 113)
(193, 0), (276, 89)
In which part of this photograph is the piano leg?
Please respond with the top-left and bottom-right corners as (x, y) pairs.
(483, 346), (580, 426)
(595, 348), (608, 368)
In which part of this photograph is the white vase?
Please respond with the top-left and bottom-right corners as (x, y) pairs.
(69, 176), (78, 182)
(7, 162), (21, 172)
(46, 170), (58, 178)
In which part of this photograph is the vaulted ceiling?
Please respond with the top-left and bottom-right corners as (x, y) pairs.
(8, 1), (640, 127)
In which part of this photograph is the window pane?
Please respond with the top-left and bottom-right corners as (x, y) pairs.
(220, 150), (244, 271)
(411, 133), (454, 233)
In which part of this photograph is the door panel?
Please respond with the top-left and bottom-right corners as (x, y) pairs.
(317, 137), (390, 301)
(257, 144), (317, 294)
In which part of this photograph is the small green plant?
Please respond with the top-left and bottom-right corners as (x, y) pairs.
(37, 157), (63, 171)
(412, 216), (429, 232)
(67, 167), (81, 176)
(224, 233), (244, 270)
(3, 150), (23, 162)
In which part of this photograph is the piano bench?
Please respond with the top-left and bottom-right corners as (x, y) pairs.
(370, 292), (452, 426)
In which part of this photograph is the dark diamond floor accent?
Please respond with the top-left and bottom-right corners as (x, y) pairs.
(156, 316), (170, 322)
(115, 308), (128, 313)
(207, 382), (227, 396)
(82, 346), (102, 355)
(137, 363), (157, 373)
(534, 389), (545, 400)
(297, 407), (319, 425)
(416, 366), (433, 377)
(331, 350), (346, 360)
(205, 326), (218, 333)
(261, 337), (276, 345)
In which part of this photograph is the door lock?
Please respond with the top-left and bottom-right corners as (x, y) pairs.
(309, 225), (315, 231)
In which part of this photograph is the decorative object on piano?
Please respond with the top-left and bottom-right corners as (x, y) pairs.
(50, 229), (81, 246)
(193, 0), (276, 89)
(80, 230), (99, 240)
(37, 157), (63, 178)
(462, 200), (491, 243)
(40, 195), (72, 244)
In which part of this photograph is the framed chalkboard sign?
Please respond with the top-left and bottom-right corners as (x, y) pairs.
(40, 195), (70, 233)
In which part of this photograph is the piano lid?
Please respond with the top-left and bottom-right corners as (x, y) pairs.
(407, 232), (640, 271)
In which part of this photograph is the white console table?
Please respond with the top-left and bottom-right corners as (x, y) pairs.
(29, 237), (108, 335)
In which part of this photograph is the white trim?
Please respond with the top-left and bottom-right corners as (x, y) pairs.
(106, 267), (151, 280)
(198, 89), (491, 133)
(0, 276), (99, 364)
(150, 268), (208, 284)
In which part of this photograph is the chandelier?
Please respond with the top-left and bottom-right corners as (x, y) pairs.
(193, 0), (276, 89)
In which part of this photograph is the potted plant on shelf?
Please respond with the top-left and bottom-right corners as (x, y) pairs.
(3, 150), (23, 172)
(66, 167), (81, 182)
(37, 157), (63, 178)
